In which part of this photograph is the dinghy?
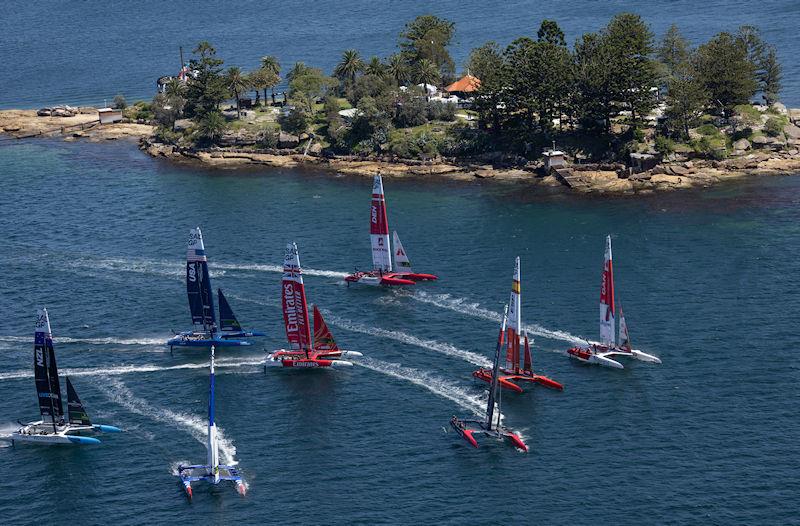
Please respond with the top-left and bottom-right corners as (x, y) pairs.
(9, 309), (121, 446)
(566, 235), (661, 368)
(177, 345), (246, 499)
(473, 257), (563, 392)
(344, 175), (437, 286)
(451, 306), (528, 452)
(168, 227), (263, 349)
(266, 243), (363, 368)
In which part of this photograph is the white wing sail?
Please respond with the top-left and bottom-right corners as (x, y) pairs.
(599, 235), (615, 346)
(392, 231), (412, 273)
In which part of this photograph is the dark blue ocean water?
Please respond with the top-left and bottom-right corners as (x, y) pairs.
(0, 138), (799, 524)
(1, 0), (799, 109)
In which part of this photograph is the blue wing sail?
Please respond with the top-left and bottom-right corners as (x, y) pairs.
(218, 289), (242, 332)
(186, 228), (216, 332)
(66, 376), (91, 426)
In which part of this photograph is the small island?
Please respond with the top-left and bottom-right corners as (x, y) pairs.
(2, 13), (800, 194)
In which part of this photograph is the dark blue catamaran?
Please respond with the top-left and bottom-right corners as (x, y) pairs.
(167, 227), (265, 349)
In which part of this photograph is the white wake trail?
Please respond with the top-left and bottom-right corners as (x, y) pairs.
(406, 291), (589, 345)
(324, 313), (491, 368)
(356, 357), (486, 417)
(97, 377), (238, 465)
(0, 357), (264, 381)
(0, 335), (168, 346)
(214, 262), (348, 279)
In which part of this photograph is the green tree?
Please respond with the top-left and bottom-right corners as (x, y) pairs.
(259, 55), (281, 101)
(537, 19), (566, 46)
(413, 58), (440, 87)
(112, 94), (127, 110)
(759, 44), (782, 105)
(152, 92), (186, 131)
(334, 49), (365, 88)
(387, 54), (409, 86)
(399, 15), (455, 81)
(693, 32), (757, 114)
(574, 32), (617, 131)
(250, 67), (280, 107)
(185, 41), (227, 118)
(658, 24), (690, 78)
(278, 107), (310, 135)
(664, 73), (708, 139)
(468, 42), (506, 134)
(224, 66), (250, 117)
(365, 56), (387, 78)
(288, 66), (338, 113)
(195, 110), (227, 144)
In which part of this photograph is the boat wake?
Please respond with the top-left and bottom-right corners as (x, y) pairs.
(98, 377), (238, 465)
(355, 357), (487, 417)
(214, 261), (348, 279)
(324, 312), (491, 368)
(0, 356), (264, 381)
(405, 291), (589, 345)
(0, 335), (168, 346)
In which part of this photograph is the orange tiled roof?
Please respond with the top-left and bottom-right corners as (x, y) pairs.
(445, 74), (481, 93)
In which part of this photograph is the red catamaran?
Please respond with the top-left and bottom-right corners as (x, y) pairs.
(344, 175), (437, 286)
(265, 243), (363, 368)
(473, 257), (563, 392)
(566, 235), (661, 368)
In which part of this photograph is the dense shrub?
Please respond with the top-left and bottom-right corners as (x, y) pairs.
(654, 135), (677, 154)
(257, 128), (279, 148)
(278, 108), (310, 134)
(427, 101), (456, 122)
(394, 97), (428, 128)
(764, 116), (785, 137)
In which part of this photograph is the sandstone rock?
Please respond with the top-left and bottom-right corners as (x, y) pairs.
(751, 135), (770, 147)
(278, 131), (299, 148)
(51, 108), (75, 117)
(784, 123), (800, 140)
(789, 109), (800, 125)
(669, 165), (689, 176)
(733, 138), (751, 151)
(79, 107), (96, 114)
(308, 142), (322, 155)
(650, 174), (692, 189)
(3, 125), (21, 132)
(540, 175), (561, 186)
(683, 161), (694, 168)
(772, 102), (788, 115)
(651, 165), (667, 175)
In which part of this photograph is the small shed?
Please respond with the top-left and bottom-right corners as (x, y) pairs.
(98, 107), (123, 124)
(543, 150), (567, 170)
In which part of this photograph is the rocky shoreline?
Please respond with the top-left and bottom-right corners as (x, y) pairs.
(4, 108), (800, 194)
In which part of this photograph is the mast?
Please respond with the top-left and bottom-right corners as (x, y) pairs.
(282, 243), (312, 355)
(208, 345), (220, 482)
(370, 175), (392, 272)
(506, 257), (522, 372)
(34, 309), (62, 432)
(599, 235), (616, 346)
(486, 305), (509, 431)
(186, 227), (217, 336)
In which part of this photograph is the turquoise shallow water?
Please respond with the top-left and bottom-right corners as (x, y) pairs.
(0, 138), (798, 524)
(1, 0), (799, 108)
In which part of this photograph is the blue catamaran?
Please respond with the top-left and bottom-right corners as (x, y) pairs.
(167, 227), (264, 349)
(9, 309), (122, 446)
(177, 344), (246, 499)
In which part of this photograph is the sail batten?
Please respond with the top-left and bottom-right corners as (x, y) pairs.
(186, 227), (216, 332)
(217, 289), (242, 332)
(66, 376), (91, 426)
(34, 309), (63, 422)
(282, 243), (312, 352)
(370, 175), (392, 272)
(599, 235), (616, 346)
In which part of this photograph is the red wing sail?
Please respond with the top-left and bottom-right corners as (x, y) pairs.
(370, 175), (392, 272)
(282, 243), (312, 352)
(599, 235), (616, 346)
(312, 305), (339, 352)
(522, 333), (532, 374)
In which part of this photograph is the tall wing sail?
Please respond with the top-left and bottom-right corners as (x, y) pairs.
(207, 345), (220, 480)
(618, 305), (631, 351)
(312, 305), (339, 352)
(186, 227), (216, 331)
(391, 231), (412, 273)
(370, 175), (392, 272)
(599, 235), (616, 346)
(486, 305), (509, 430)
(522, 332), (533, 373)
(505, 257), (522, 371)
(217, 289), (242, 332)
(66, 376), (91, 426)
(34, 309), (63, 420)
(282, 243), (312, 352)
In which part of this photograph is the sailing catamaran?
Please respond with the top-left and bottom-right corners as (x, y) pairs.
(9, 309), (121, 446)
(473, 257), (563, 392)
(177, 345), (246, 499)
(566, 235), (662, 369)
(168, 227), (264, 349)
(344, 175), (438, 286)
(266, 243), (363, 368)
(451, 306), (528, 452)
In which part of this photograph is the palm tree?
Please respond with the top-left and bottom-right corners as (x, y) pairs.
(164, 78), (186, 99)
(193, 41), (216, 59)
(334, 49), (364, 86)
(196, 111), (227, 144)
(365, 56), (387, 78)
(259, 55), (282, 104)
(225, 66), (250, 117)
(414, 58), (440, 87)
(387, 53), (409, 86)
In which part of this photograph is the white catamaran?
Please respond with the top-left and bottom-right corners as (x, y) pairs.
(168, 227), (264, 349)
(344, 175), (438, 286)
(451, 306), (528, 452)
(265, 242), (363, 368)
(566, 235), (662, 369)
(9, 309), (121, 446)
(177, 345), (246, 499)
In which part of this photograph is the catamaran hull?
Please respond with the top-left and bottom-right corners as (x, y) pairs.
(567, 348), (624, 369)
(178, 464), (246, 500)
(9, 433), (101, 445)
(344, 272), (416, 286)
(473, 369), (564, 392)
(394, 272), (438, 282)
(167, 337), (252, 349)
(630, 350), (662, 363)
(450, 417), (528, 452)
